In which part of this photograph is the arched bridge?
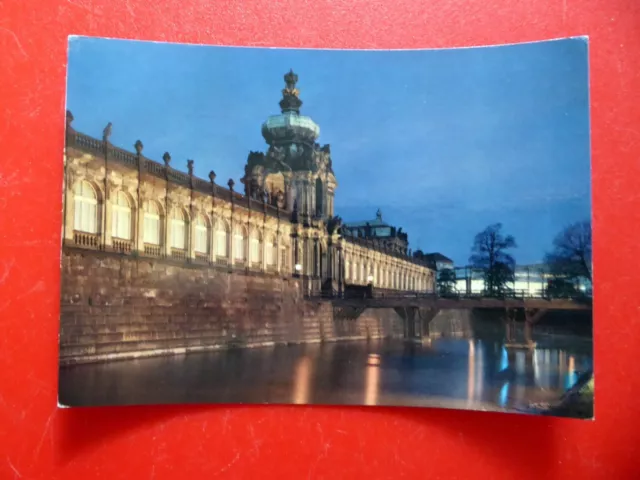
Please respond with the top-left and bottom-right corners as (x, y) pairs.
(325, 293), (592, 347)
(331, 295), (591, 312)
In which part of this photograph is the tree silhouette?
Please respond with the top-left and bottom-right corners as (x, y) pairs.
(545, 220), (592, 287)
(546, 277), (580, 299)
(469, 223), (517, 297)
(436, 268), (457, 296)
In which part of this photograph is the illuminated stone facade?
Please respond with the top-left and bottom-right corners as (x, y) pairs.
(62, 71), (435, 296)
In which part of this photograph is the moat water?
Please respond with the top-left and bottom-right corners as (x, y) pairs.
(59, 333), (593, 414)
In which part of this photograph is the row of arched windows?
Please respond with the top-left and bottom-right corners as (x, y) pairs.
(344, 255), (427, 292)
(72, 180), (285, 267)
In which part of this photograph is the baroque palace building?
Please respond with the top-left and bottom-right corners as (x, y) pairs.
(62, 70), (435, 296)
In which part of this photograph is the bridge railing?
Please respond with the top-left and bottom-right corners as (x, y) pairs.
(306, 286), (592, 302)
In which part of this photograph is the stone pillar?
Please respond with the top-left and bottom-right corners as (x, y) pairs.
(298, 180), (305, 215)
(208, 218), (215, 263)
(283, 174), (292, 211)
(229, 219), (236, 267)
(261, 229), (267, 272)
(293, 234), (299, 271)
(136, 201), (145, 252)
(275, 232), (281, 274)
(305, 237), (312, 276)
(337, 246), (344, 297)
(297, 180), (305, 218)
(211, 218), (218, 261)
(188, 213), (196, 261)
(326, 240), (333, 281)
(104, 188), (114, 248)
(63, 179), (76, 242)
(313, 237), (319, 277)
(163, 201), (171, 257)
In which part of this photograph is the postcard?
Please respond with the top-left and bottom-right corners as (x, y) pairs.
(59, 36), (593, 418)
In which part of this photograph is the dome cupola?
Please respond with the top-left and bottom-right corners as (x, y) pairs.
(261, 70), (320, 146)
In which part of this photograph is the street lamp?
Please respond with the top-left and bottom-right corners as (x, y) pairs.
(294, 263), (302, 273)
(366, 275), (374, 284)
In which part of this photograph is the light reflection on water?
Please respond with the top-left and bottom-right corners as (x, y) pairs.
(59, 336), (592, 412)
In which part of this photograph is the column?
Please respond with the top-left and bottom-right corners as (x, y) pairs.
(229, 218), (236, 267)
(63, 179), (76, 242)
(313, 237), (319, 277)
(136, 200), (145, 252)
(261, 228), (267, 272)
(303, 237), (309, 275)
(337, 246), (344, 296)
(275, 232), (281, 274)
(189, 212), (197, 261)
(284, 175), (293, 210)
(212, 217), (218, 262)
(104, 193), (114, 248)
(163, 201), (171, 257)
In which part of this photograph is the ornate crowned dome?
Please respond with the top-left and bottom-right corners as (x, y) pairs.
(261, 70), (320, 145)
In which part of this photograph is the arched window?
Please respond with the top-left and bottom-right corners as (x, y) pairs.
(111, 191), (132, 240)
(250, 230), (262, 265)
(74, 181), (98, 234)
(280, 244), (288, 270)
(170, 209), (187, 250)
(194, 214), (209, 254)
(215, 219), (229, 258)
(143, 201), (161, 245)
(234, 224), (247, 262)
(313, 241), (319, 276)
(265, 235), (277, 267)
(315, 177), (324, 217)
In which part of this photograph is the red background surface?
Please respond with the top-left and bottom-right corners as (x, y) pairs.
(1, 0), (639, 478)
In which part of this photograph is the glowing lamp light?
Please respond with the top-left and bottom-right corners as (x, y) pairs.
(294, 263), (302, 272)
(366, 275), (374, 283)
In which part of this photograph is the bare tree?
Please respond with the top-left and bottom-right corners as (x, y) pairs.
(545, 220), (592, 284)
(469, 223), (517, 296)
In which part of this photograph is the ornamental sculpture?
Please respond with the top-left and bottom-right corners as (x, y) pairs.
(102, 122), (112, 142)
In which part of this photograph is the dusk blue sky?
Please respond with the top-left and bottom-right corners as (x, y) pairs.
(66, 37), (591, 266)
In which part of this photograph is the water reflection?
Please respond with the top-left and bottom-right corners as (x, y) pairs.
(364, 354), (380, 406)
(59, 336), (593, 413)
(292, 356), (313, 404)
(467, 340), (475, 406)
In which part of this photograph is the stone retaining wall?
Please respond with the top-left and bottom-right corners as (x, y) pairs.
(60, 248), (401, 365)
